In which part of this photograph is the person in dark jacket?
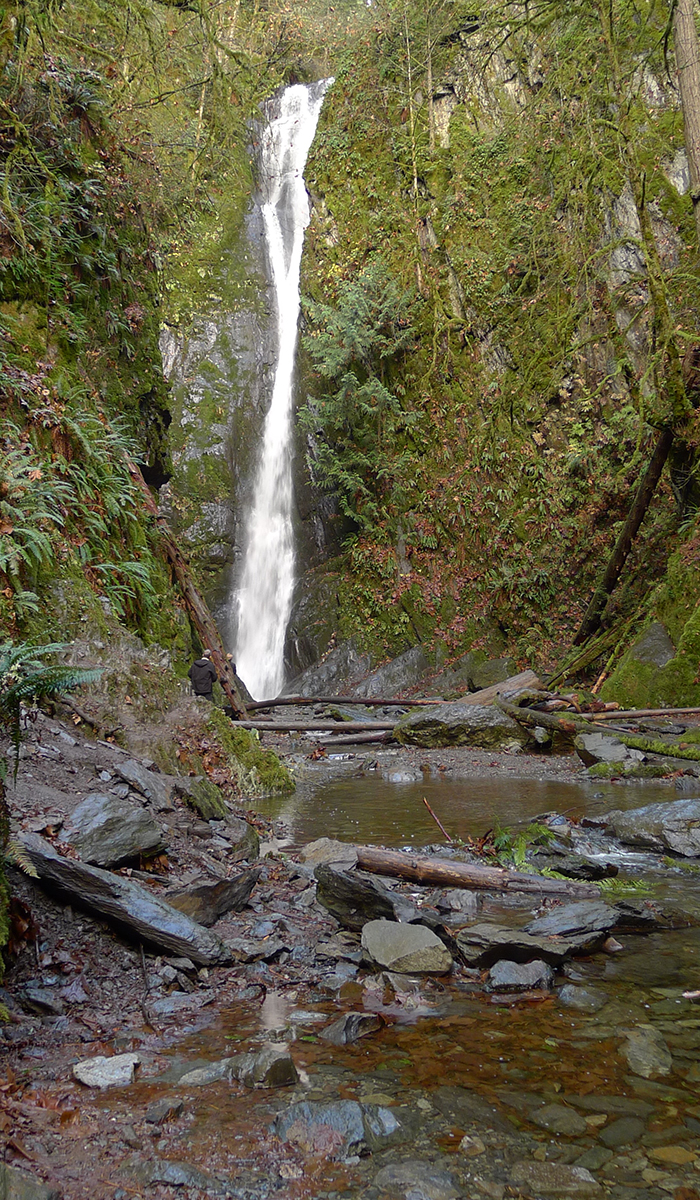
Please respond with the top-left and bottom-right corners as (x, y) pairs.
(188, 649), (217, 701)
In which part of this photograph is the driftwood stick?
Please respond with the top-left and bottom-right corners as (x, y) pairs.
(422, 797), (453, 842)
(355, 845), (598, 897)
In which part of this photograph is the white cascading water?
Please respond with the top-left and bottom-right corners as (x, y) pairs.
(233, 80), (332, 701)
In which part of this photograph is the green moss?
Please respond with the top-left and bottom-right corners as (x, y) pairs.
(184, 777), (227, 821)
(206, 708), (294, 796)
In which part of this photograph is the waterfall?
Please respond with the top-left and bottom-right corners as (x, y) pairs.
(233, 79), (332, 701)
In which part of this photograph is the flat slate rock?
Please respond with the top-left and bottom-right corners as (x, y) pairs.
(116, 760), (175, 809)
(0, 1163), (62, 1200)
(509, 1161), (602, 1197)
(531, 1103), (588, 1136)
(166, 867), (261, 926)
(373, 1161), (459, 1200)
(300, 838), (358, 870)
(575, 732), (644, 767)
(319, 1011), (384, 1046)
(564, 1094), (654, 1117)
(558, 984), (609, 1012)
(21, 833), (232, 965)
(73, 1052), (139, 1088)
(394, 703), (526, 749)
(525, 901), (617, 939)
(315, 864), (415, 930)
(604, 799), (700, 857)
(455, 923), (603, 967)
(431, 1085), (515, 1134)
(598, 1115), (645, 1147)
(272, 1099), (402, 1157)
(487, 958), (553, 992)
(361, 920), (453, 974)
(64, 792), (165, 867)
(621, 1024), (672, 1078)
(178, 1045), (297, 1089)
(126, 1156), (233, 1195)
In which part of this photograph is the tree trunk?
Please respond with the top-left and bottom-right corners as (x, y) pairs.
(674, 0), (700, 249)
(354, 846), (598, 898)
(573, 428), (674, 645)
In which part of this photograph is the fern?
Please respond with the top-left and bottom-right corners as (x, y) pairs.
(4, 840), (38, 878)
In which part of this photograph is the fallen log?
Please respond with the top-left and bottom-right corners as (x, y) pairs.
(590, 706), (700, 721)
(499, 701), (700, 764)
(314, 731), (392, 747)
(247, 695), (441, 710)
(455, 670), (541, 707)
(354, 845), (598, 898)
(238, 720), (395, 733)
(21, 833), (233, 965)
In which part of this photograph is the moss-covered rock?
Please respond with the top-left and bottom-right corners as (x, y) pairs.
(205, 708), (294, 796)
(181, 777), (228, 821)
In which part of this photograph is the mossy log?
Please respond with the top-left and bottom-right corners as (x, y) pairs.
(498, 701), (700, 763)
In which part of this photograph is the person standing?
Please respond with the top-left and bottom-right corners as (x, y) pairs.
(188, 648), (218, 701)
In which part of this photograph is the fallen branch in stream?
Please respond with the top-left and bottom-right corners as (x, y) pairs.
(498, 701), (700, 763)
(354, 845), (598, 897)
(589, 706), (700, 720)
(314, 731), (392, 747)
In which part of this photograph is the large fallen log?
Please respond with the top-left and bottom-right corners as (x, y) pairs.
(354, 845), (598, 898)
(499, 701), (700, 764)
(247, 696), (442, 710)
(455, 670), (541, 707)
(590, 706), (700, 721)
(237, 720), (395, 733)
(21, 834), (233, 965)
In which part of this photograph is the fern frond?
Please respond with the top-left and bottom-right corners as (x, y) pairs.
(4, 840), (38, 878)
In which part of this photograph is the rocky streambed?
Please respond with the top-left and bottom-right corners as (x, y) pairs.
(6, 714), (700, 1199)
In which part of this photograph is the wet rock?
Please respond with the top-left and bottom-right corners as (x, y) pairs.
(394, 703), (526, 750)
(73, 1052), (139, 1088)
(621, 1024), (672, 1078)
(179, 1044), (298, 1088)
(353, 646), (431, 698)
(486, 959), (553, 992)
(315, 864), (415, 930)
(21, 834), (232, 965)
(598, 1116), (645, 1147)
(526, 901), (617, 939)
(126, 1156), (233, 1194)
(115, 760), (175, 809)
(300, 838), (358, 870)
(145, 1097), (184, 1124)
(433, 888), (479, 917)
(273, 1098), (401, 1157)
(559, 984), (609, 1012)
(574, 1147), (613, 1170)
(604, 799), (700, 857)
(455, 923), (601, 967)
(531, 1103), (588, 1136)
(173, 776), (227, 821)
(509, 1160), (602, 1196)
(284, 641), (373, 697)
(319, 1011), (384, 1046)
(648, 1144), (697, 1164)
(150, 989), (215, 1016)
(565, 1094), (654, 1118)
(529, 846), (618, 881)
(215, 816), (259, 861)
(19, 984), (64, 1016)
(63, 793), (165, 867)
(361, 920), (453, 974)
(166, 867), (261, 926)
(575, 732), (645, 768)
(0, 1164), (61, 1200)
(431, 1085), (515, 1134)
(373, 1160), (459, 1200)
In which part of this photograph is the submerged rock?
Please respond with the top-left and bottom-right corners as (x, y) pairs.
(604, 799), (700, 856)
(319, 1011), (384, 1046)
(598, 1115), (645, 1147)
(558, 984), (609, 1012)
(455, 922), (603, 967)
(509, 1161), (601, 1197)
(64, 793), (165, 867)
(620, 1024), (672, 1078)
(373, 1161), (459, 1200)
(361, 920), (453, 974)
(178, 1044), (298, 1088)
(531, 1103), (588, 1135)
(394, 703), (526, 749)
(486, 959), (553, 992)
(272, 1099), (403, 1157)
(73, 1052), (139, 1088)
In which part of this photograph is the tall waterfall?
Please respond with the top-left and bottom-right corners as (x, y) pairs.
(233, 80), (332, 701)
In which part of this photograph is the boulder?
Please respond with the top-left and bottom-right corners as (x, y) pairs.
(63, 793), (165, 867)
(0, 1164), (61, 1200)
(352, 646), (431, 698)
(300, 838), (358, 870)
(174, 776), (227, 821)
(604, 799), (700, 857)
(525, 901), (617, 939)
(361, 920), (453, 974)
(509, 1161), (602, 1197)
(21, 834), (233, 965)
(455, 922), (604, 967)
(284, 641), (373, 698)
(166, 867), (261, 926)
(486, 959), (553, 992)
(620, 1024), (672, 1078)
(115, 760), (175, 809)
(394, 703), (526, 749)
(629, 621), (676, 668)
(272, 1099), (402, 1158)
(470, 656), (518, 690)
(574, 732), (645, 768)
(73, 1052), (140, 1088)
(178, 1045), (298, 1089)
(315, 864), (415, 930)
(319, 1012), (384, 1046)
(373, 1161), (459, 1200)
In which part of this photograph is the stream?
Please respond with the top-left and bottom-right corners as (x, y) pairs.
(99, 762), (700, 1199)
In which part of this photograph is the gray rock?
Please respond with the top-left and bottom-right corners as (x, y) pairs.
(178, 1044), (297, 1088)
(565, 1094), (653, 1118)
(319, 1011), (384, 1046)
(471, 656), (518, 690)
(432, 1085), (517, 1133)
(526, 901), (617, 939)
(394, 703), (526, 749)
(629, 622), (676, 668)
(145, 1097), (184, 1124)
(434, 889), (478, 917)
(558, 984), (609, 1012)
(604, 799), (700, 857)
(284, 641), (373, 697)
(353, 646), (431, 698)
(510, 1161), (602, 1197)
(21, 834), (233, 965)
(531, 1103), (588, 1136)
(272, 1099), (402, 1157)
(373, 1160), (459, 1200)
(315, 864), (415, 930)
(216, 816), (259, 861)
(173, 776), (226, 821)
(299, 838), (358, 870)
(126, 1156), (232, 1194)
(116, 760), (175, 809)
(73, 1052), (140, 1088)
(574, 1147), (614, 1170)
(455, 923), (604, 967)
(361, 920), (453, 974)
(621, 1024), (672, 1078)
(598, 1116), (645, 1147)
(64, 793), (165, 867)
(0, 1164), (61, 1200)
(19, 985), (64, 1016)
(487, 959), (553, 992)
(574, 732), (645, 767)
(150, 989), (215, 1017)
(166, 867), (261, 926)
